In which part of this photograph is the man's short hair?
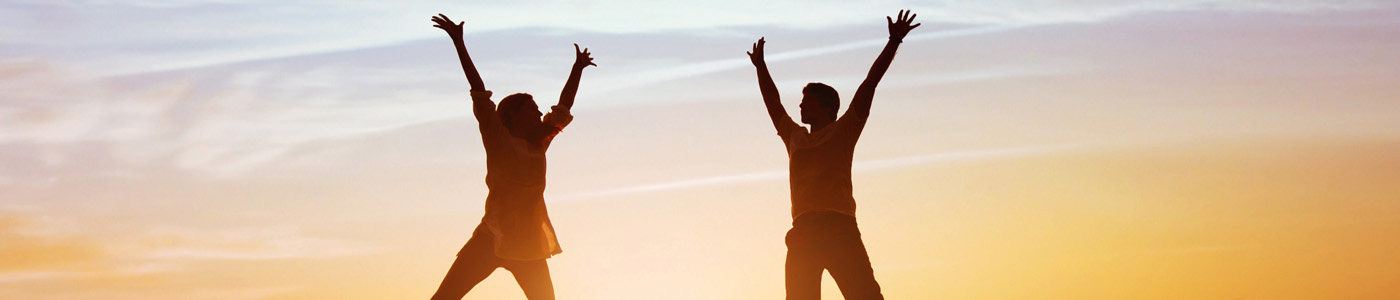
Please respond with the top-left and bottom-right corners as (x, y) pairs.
(803, 82), (840, 119)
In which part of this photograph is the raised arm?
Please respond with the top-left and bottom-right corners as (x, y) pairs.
(843, 10), (920, 122)
(432, 14), (486, 90)
(747, 37), (791, 131)
(432, 14), (495, 121)
(557, 44), (596, 109)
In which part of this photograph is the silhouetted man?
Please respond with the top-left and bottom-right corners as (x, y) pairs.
(747, 10), (921, 300)
(428, 14), (596, 300)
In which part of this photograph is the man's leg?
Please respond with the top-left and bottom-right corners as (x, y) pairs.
(503, 259), (556, 300)
(430, 237), (500, 300)
(823, 217), (883, 300)
(786, 225), (824, 300)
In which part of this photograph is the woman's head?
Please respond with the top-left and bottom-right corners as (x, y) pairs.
(497, 93), (546, 141)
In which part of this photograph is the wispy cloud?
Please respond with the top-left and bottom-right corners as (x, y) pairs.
(557, 143), (1081, 201)
(5, 0), (1395, 180)
(4, 0), (1388, 75)
(908, 0), (1393, 24)
(1153, 244), (1258, 255)
(0, 19), (1041, 180)
(3, 286), (300, 300)
(138, 227), (379, 260)
(0, 57), (469, 178)
(587, 24), (1032, 95)
(0, 211), (374, 286)
(0, 271), (77, 283)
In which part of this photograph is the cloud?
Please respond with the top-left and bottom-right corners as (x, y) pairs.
(1, 21), (1041, 180)
(0, 57), (468, 179)
(0, 270), (79, 282)
(907, 0), (1393, 24)
(0, 214), (351, 300)
(137, 226), (378, 260)
(4, 0), (1389, 75)
(3, 286), (300, 300)
(885, 64), (1075, 88)
(0, 60), (107, 144)
(0, 213), (106, 272)
(0, 211), (375, 286)
(587, 24), (1031, 95)
(3, 0), (1393, 181)
(557, 143), (1081, 201)
(1154, 244), (1258, 255)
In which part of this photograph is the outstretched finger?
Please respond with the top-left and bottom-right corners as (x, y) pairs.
(910, 23), (921, 30)
(887, 16), (893, 25)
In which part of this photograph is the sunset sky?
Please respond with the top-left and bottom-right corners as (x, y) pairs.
(3, 1), (1399, 299)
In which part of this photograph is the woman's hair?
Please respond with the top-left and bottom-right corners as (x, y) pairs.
(496, 93), (561, 144)
(497, 93), (535, 131)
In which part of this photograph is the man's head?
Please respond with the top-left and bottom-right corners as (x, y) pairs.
(497, 93), (545, 140)
(800, 82), (839, 125)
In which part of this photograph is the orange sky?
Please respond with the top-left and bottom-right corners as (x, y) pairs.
(3, 1), (1400, 299)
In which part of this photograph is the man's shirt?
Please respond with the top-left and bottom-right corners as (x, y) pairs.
(776, 114), (866, 219)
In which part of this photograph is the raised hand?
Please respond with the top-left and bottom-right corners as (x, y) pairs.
(558, 43), (594, 109)
(431, 14), (465, 39)
(431, 13), (485, 92)
(847, 10), (921, 123)
(746, 37), (766, 66)
(748, 35), (785, 130)
(573, 43), (597, 69)
(886, 10), (921, 42)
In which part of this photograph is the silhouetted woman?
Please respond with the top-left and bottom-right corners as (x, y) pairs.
(429, 14), (595, 300)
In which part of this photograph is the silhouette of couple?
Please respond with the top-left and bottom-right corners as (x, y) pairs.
(428, 10), (922, 300)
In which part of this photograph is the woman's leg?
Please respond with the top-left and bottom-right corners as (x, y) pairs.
(430, 233), (501, 300)
(503, 259), (555, 300)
